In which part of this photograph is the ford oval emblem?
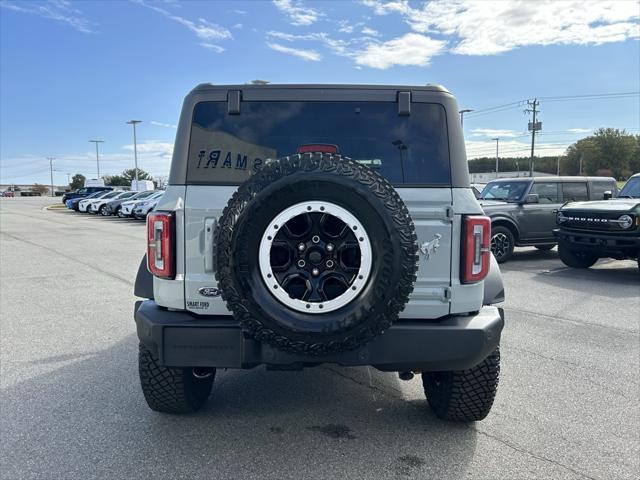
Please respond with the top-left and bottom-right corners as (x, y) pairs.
(198, 286), (221, 297)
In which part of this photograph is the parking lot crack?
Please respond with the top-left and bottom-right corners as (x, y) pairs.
(318, 366), (404, 397)
(0, 231), (134, 286)
(504, 306), (639, 334)
(474, 429), (600, 480)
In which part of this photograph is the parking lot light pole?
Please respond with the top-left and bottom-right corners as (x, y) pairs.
(89, 140), (104, 178)
(126, 120), (142, 185)
(48, 157), (55, 196)
(492, 138), (500, 179)
(459, 109), (473, 128)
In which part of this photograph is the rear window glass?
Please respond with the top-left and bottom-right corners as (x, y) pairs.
(562, 182), (588, 201)
(187, 101), (450, 186)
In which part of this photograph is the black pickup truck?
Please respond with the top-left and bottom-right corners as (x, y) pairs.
(555, 173), (640, 271)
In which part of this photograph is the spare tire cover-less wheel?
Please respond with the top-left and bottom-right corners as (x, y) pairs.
(215, 153), (419, 355)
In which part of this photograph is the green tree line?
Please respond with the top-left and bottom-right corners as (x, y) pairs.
(469, 128), (639, 180)
(68, 168), (154, 189)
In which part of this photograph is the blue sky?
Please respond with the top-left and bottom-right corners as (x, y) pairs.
(1, 0), (639, 186)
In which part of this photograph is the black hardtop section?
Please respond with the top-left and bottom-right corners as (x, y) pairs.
(190, 83), (452, 96)
(168, 83), (469, 188)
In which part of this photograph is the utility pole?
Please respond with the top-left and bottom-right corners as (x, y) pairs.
(67, 173), (71, 185)
(459, 109), (473, 128)
(492, 138), (500, 178)
(525, 99), (540, 177)
(89, 140), (104, 178)
(557, 157), (560, 176)
(126, 120), (142, 185)
(579, 153), (583, 175)
(47, 157), (55, 196)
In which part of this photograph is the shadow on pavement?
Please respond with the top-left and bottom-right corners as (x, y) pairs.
(1, 335), (478, 480)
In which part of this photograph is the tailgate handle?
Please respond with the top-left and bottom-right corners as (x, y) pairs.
(204, 218), (217, 272)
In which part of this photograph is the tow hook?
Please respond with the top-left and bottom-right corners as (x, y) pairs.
(192, 367), (214, 379)
(398, 371), (415, 381)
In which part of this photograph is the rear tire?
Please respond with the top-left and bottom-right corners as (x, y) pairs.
(138, 344), (214, 414)
(99, 205), (108, 216)
(422, 347), (500, 422)
(558, 242), (598, 269)
(490, 226), (515, 263)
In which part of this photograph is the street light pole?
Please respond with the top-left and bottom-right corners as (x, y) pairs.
(47, 157), (55, 197)
(89, 140), (104, 178)
(492, 138), (500, 179)
(126, 120), (142, 185)
(458, 109), (473, 128)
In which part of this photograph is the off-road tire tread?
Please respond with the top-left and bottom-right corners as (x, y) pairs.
(138, 344), (214, 414)
(558, 242), (598, 269)
(422, 347), (500, 422)
(215, 152), (418, 355)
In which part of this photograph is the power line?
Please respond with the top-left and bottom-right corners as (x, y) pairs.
(464, 91), (640, 121)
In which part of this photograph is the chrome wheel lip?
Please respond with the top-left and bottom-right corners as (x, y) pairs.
(258, 201), (372, 314)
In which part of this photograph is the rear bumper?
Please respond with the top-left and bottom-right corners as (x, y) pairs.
(134, 300), (504, 372)
(554, 228), (640, 256)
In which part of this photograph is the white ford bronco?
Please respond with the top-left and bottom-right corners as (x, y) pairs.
(134, 84), (505, 421)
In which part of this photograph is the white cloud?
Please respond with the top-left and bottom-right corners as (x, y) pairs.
(267, 31), (351, 57)
(465, 139), (572, 159)
(338, 20), (354, 33)
(273, 0), (323, 26)
(364, 0), (640, 55)
(567, 128), (592, 133)
(355, 33), (446, 69)
(233, 23), (243, 29)
(133, 0), (232, 41)
(1, 0), (94, 33)
(267, 43), (321, 61)
(471, 128), (521, 138)
(361, 27), (380, 37)
(122, 141), (174, 157)
(150, 121), (178, 129)
(199, 42), (225, 53)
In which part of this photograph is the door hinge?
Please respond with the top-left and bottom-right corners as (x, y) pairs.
(397, 91), (411, 116)
(227, 90), (241, 115)
(445, 206), (454, 220)
(443, 287), (452, 302)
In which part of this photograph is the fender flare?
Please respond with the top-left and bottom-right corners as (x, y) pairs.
(490, 216), (520, 240)
(134, 254), (154, 299)
(483, 254), (505, 305)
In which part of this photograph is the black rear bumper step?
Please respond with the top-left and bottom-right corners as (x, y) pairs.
(135, 300), (504, 372)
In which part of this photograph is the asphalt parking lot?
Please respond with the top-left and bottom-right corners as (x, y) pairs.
(1, 197), (639, 480)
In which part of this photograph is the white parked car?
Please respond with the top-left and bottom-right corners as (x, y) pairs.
(90, 191), (137, 215)
(121, 191), (164, 218)
(132, 194), (164, 220)
(78, 190), (119, 212)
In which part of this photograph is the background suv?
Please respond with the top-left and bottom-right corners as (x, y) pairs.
(480, 176), (617, 262)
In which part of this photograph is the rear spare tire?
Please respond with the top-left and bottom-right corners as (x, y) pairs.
(215, 153), (418, 355)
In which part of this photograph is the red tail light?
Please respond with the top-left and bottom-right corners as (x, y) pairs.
(296, 144), (338, 154)
(147, 211), (175, 279)
(461, 215), (491, 284)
